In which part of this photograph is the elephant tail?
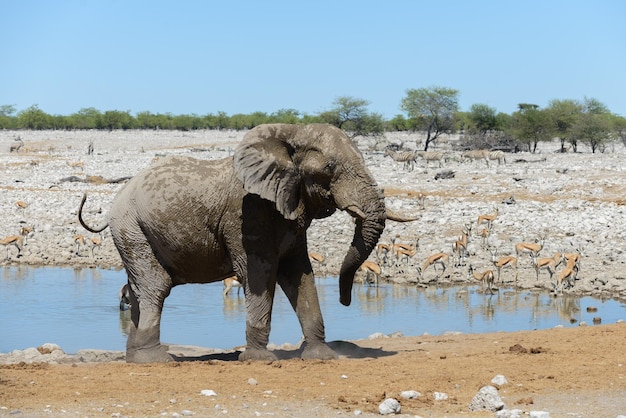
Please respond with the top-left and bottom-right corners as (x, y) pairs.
(78, 193), (109, 233)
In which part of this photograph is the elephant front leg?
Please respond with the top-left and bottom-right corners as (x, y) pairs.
(278, 256), (338, 360)
(239, 285), (279, 361)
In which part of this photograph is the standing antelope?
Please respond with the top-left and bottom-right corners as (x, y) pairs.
(74, 234), (86, 255)
(89, 236), (102, 258)
(392, 237), (419, 267)
(489, 248), (518, 283)
(359, 260), (381, 287)
(452, 225), (471, 267)
(530, 253), (557, 282)
(515, 236), (545, 258)
(555, 258), (579, 294)
(375, 240), (393, 267)
(0, 235), (23, 260)
(478, 227), (490, 249)
(416, 253), (449, 282)
(468, 264), (496, 294)
(223, 276), (243, 296)
(477, 207), (498, 230)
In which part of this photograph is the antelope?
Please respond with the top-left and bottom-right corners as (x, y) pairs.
(515, 236), (545, 258)
(468, 264), (496, 294)
(384, 149), (417, 171)
(477, 207), (498, 230)
(67, 161), (85, 171)
(222, 276), (243, 296)
(73, 234), (86, 255)
(564, 248), (582, 272)
(478, 227), (490, 249)
(530, 252), (557, 282)
(10, 137), (24, 153)
(452, 225), (471, 267)
(392, 237), (419, 266)
(0, 235), (24, 260)
(308, 252), (326, 270)
(88, 236), (102, 258)
(489, 248), (518, 283)
(359, 260), (381, 287)
(555, 257), (579, 294)
(119, 283), (131, 311)
(376, 240), (394, 266)
(415, 151), (445, 168)
(415, 191), (426, 210)
(416, 253), (449, 281)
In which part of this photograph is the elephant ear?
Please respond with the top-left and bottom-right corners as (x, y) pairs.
(234, 124), (302, 220)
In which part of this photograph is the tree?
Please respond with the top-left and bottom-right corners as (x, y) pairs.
(508, 104), (552, 153)
(467, 103), (499, 136)
(71, 107), (102, 130)
(400, 86), (459, 150)
(574, 112), (612, 153)
(98, 110), (134, 130)
(546, 99), (583, 152)
(319, 96), (383, 138)
(270, 109), (300, 124)
(0, 104), (17, 129)
(17, 105), (50, 130)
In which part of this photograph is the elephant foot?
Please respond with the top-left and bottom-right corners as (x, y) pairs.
(238, 347), (278, 362)
(301, 342), (338, 360)
(126, 344), (172, 363)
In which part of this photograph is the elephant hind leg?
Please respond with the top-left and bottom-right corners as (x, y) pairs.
(123, 255), (174, 363)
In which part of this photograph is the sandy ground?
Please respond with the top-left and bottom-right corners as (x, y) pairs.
(1, 324), (625, 417)
(1, 129), (626, 417)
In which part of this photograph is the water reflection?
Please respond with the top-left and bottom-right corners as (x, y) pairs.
(0, 267), (624, 354)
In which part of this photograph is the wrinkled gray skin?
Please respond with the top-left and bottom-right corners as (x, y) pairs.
(79, 124), (388, 363)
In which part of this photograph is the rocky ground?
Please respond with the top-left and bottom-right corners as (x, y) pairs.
(1, 129), (626, 417)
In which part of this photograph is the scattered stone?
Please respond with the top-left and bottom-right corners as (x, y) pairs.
(529, 411), (550, 418)
(378, 398), (401, 415)
(433, 392), (448, 401)
(399, 390), (421, 399)
(200, 389), (217, 397)
(491, 374), (508, 386)
(468, 385), (505, 412)
(497, 409), (524, 418)
(247, 378), (258, 385)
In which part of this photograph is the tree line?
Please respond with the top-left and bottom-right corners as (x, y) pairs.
(2, 87), (625, 153)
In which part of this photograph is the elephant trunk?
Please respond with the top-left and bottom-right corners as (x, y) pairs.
(335, 185), (386, 307)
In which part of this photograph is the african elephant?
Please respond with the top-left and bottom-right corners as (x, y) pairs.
(79, 123), (412, 363)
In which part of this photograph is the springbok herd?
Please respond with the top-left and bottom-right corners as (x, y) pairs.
(2, 130), (625, 299)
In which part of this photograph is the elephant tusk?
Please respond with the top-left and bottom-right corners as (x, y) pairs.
(386, 209), (419, 222)
(344, 205), (367, 220)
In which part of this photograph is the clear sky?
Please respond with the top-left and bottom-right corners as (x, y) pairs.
(2, 1), (625, 118)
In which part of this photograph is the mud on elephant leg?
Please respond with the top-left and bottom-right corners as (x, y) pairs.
(238, 277), (279, 361)
(277, 255), (338, 360)
(124, 267), (173, 363)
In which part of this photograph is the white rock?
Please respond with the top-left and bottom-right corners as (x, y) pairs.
(378, 398), (401, 415)
(399, 390), (421, 399)
(468, 385), (504, 412)
(529, 412), (550, 418)
(433, 392), (448, 401)
(491, 374), (508, 386)
(200, 389), (217, 397)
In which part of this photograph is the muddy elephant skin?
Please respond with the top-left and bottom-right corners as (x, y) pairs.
(79, 124), (388, 363)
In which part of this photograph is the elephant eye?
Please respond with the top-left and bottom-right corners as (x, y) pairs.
(324, 161), (336, 175)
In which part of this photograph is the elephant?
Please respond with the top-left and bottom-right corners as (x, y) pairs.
(78, 123), (414, 363)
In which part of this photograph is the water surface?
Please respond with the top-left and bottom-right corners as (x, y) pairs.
(1, 267), (624, 354)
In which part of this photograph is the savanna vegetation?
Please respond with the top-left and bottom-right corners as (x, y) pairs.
(2, 86), (625, 153)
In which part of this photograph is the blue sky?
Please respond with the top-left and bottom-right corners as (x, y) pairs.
(2, 1), (625, 118)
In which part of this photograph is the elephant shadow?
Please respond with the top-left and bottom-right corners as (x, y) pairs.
(168, 340), (397, 362)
